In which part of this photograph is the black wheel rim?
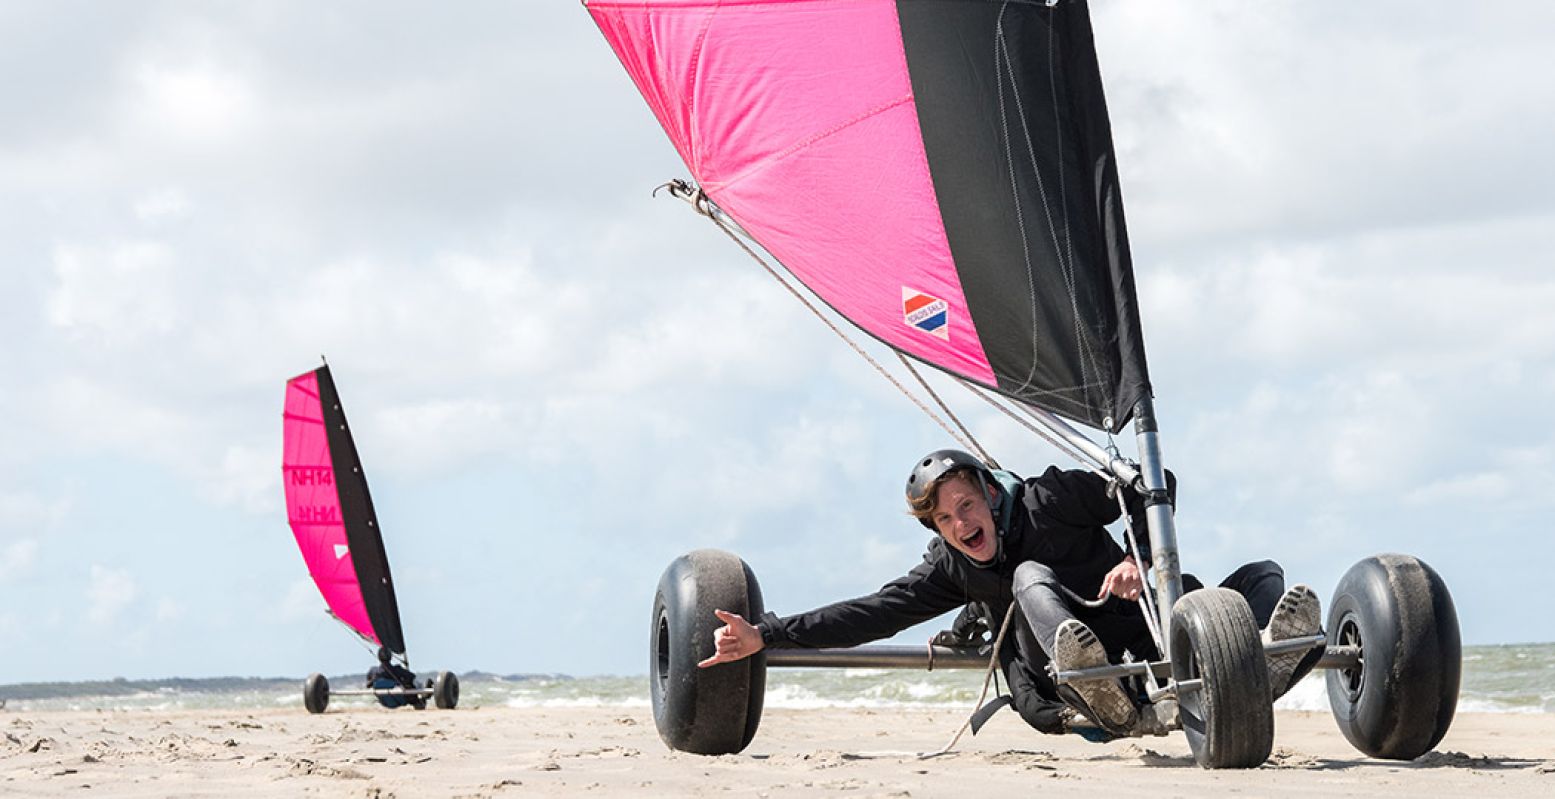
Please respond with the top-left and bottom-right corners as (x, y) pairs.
(654, 610), (671, 703)
(1336, 614), (1365, 702)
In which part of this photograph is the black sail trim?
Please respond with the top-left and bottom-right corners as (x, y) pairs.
(315, 365), (408, 656)
(896, 0), (1150, 432)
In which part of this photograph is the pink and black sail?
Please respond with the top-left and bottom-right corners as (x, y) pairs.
(282, 365), (407, 655)
(587, 0), (1148, 431)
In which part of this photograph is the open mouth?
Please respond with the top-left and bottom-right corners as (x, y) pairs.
(960, 528), (985, 551)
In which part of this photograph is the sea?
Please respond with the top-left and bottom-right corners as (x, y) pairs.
(2, 643), (1550, 715)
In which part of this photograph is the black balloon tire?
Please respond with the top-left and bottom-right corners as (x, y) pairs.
(1170, 587), (1275, 769)
(433, 671), (460, 710)
(1324, 553), (1461, 760)
(303, 672), (330, 715)
(650, 549), (767, 755)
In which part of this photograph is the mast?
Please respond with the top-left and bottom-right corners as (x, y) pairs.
(1131, 396), (1182, 658)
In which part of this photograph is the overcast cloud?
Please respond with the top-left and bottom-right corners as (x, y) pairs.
(1, 1), (1552, 683)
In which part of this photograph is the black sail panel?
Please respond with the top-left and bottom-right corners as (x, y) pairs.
(897, 0), (1149, 431)
(314, 366), (407, 656)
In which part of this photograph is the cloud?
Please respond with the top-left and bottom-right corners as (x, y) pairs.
(1098, 2), (1555, 248)
(279, 578), (323, 622)
(214, 443), (281, 515)
(154, 597), (184, 622)
(0, 493), (65, 584)
(0, 540), (38, 582)
(87, 564), (138, 625)
(133, 187), (190, 222)
(46, 240), (179, 344)
(130, 60), (257, 142)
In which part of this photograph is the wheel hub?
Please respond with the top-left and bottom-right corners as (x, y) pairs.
(1335, 614), (1365, 702)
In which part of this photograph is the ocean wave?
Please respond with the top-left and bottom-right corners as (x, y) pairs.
(4, 644), (1550, 713)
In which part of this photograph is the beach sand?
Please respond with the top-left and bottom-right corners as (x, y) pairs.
(3, 705), (1551, 797)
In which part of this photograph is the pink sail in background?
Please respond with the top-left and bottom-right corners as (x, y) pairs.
(282, 366), (405, 653)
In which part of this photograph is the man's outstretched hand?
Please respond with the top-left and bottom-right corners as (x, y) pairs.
(697, 609), (765, 668)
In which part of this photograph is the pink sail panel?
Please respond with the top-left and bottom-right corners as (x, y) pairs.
(587, 0), (998, 387)
(282, 370), (377, 645)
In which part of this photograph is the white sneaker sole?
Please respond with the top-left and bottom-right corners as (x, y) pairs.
(1055, 620), (1137, 732)
(1264, 584), (1322, 699)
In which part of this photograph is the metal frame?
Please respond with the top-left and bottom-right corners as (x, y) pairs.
(766, 635), (1351, 674)
(764, 636), (1346, 740)
(329, 687), (434, 698)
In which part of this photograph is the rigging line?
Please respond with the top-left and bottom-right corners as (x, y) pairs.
(327, 609), (384, 654)
(1011, 395), (1092, 449)
(690, 194), (977, 450)
(956, 379), (1106, 478)
(919, 599), (1019, 759)
(1114, 487), (1165, 655)
(897, 353), (996, 468)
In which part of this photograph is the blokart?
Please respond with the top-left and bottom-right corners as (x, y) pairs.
(584, 0), (1461, 768)
(282, 363), (460, 714)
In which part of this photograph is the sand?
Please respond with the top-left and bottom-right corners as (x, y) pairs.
(2, 705), (1552, 797)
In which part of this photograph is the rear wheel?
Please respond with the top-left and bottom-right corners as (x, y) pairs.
(303, 673), (330, 714)
(1170, 588), (1274, 768)
(1325, 554), (1460, 760)
(433, 671), (460, 710)
(650, 549), (766, 754)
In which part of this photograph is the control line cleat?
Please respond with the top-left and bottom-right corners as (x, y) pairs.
(1263, 584), (1324, 700)
(1054, 619), (1139, 735)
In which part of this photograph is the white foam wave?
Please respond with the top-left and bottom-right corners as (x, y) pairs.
(501, 696), (651, 709)
(1274, 674), (1553, 714)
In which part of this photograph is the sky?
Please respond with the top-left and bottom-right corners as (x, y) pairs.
(2, 1), (1553, 684)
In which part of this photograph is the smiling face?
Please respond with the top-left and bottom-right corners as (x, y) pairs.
(929, 473), (999, 563)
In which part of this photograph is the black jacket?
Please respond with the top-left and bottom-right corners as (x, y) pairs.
(759, 466), (1167, 733)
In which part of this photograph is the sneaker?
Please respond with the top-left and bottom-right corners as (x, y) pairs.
(1053, 619), (1138, 734)
(1262, 584), (1324, 700)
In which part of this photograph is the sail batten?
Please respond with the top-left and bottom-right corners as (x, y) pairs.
(588, 0), (1149, 432)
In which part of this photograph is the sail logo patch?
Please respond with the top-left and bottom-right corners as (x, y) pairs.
(334, 544), (350, 560)
(902, 288), (949, 340)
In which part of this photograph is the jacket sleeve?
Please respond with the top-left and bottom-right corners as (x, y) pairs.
(758, 555), (966, 649)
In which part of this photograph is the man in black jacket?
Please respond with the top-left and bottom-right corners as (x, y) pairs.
(698, 449), (1322, 737)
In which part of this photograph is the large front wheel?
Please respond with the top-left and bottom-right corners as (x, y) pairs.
(1171, 588), (1274, 768)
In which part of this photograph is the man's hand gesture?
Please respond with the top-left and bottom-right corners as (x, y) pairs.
(697, 609), (765, 668)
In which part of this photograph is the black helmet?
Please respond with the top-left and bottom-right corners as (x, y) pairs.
(906, 449), (994, 530)
(377, 646), (392, 664)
